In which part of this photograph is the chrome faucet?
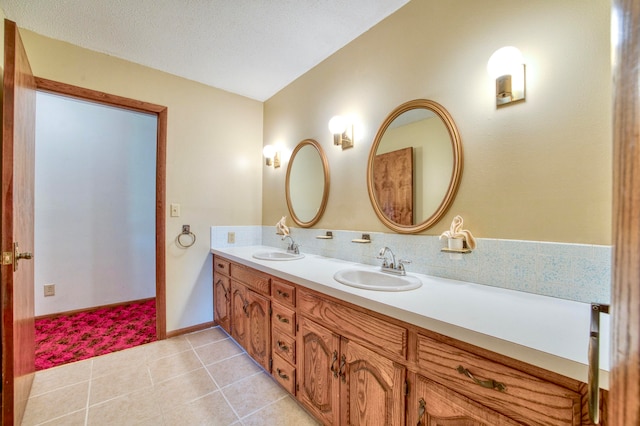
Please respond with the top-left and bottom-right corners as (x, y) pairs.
(377, 246), (410, 276)
(282, 235), (300, 254)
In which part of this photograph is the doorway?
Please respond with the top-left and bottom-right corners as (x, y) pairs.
(33, 90), (158, 367)
(34, 78), (167, 341)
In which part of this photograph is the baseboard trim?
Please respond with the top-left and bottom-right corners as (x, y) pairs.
(166, 321), (216, 339)
(35, 297), (156, 320)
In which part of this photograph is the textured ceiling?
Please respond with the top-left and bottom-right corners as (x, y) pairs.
(0, 0), (409, 101)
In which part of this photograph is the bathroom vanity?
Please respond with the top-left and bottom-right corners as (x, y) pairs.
(211, 246), (609, 425)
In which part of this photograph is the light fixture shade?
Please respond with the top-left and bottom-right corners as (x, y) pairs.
(487, 46), (526, 106)
(328, 115), (347, 134)
(262, 145), (276, 158)
(487, 46), (523, 78)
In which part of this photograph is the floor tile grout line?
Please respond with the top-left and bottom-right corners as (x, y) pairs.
(84, 358), (94, 425)
(191, 340), (243, 423)
(236, 393), (291, 422)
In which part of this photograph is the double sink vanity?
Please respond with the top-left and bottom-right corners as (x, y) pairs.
(212, 97), (610, 424)
(211, 244), (610, 425)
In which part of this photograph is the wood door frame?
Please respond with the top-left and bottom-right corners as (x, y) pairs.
(610, 0), (640, 423)
(34, 77), (167, 340)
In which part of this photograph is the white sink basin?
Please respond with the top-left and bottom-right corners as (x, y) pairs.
(252, 250), (304, 261)
(333, 268), (422, 291)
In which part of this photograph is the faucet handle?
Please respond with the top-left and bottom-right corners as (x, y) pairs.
(398, 259), (411, 270)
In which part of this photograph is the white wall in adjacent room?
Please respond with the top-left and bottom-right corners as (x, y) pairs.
(35, 91), (157, 316)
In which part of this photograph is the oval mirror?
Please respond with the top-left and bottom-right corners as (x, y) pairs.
(367, 99), (463, 233)
(286, 139), (330, 227)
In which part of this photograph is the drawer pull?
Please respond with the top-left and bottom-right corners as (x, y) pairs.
(276, 368), (289, 380)
(276, 289), (290, 298)
(276, 340), (289, 352)
(276, 314), (290, 324)
(330, 350), (339, 378)
(456, 365), (506, 392)
(216, 263), (225, 269)
(417, 398), (426, 425)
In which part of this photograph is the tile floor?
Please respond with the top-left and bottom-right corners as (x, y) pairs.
(22, 326), (320, 425)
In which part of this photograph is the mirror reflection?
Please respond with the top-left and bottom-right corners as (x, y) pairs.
(367, 99), (463, 233)
(286, 139), (330, 227)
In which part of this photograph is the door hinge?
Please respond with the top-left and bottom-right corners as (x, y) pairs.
(2, 251), (12, 266)
(404, 380), (409, 396)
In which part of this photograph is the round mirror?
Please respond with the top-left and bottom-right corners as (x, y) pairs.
(367, 99), (463, 233)
(286, 139), (330, 227)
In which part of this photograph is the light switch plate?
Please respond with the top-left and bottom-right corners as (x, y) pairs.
(170, 203), (181, 217)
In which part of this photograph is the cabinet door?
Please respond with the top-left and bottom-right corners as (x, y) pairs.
(213, 274), (231, 333)
(246, 290), (271, 371)
(340, 339), (405, 426)
(298, 317), (341, 426)
(410, 373), (520, 426)
(230, 281), (248, 348)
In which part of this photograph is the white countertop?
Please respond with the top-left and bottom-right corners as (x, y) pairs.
(210, 245), (610, 388)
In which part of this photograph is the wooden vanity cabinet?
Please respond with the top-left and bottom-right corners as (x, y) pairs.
(298, 317), (405, 426)
(408, 372), (521, 425)
(212, 256), (606, 426)
(271, 285), (298, 394)
(213, 258), (231, 334)
(226, 261), (271, 371)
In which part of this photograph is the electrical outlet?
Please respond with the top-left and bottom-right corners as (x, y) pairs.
(227, 232), (235, 244)
(44, 284), (55, 297)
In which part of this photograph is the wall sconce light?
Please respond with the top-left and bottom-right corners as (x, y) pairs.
(487, 46), (526, 107)
(262, 145), (280, 168)
(328, 115), (354, 150)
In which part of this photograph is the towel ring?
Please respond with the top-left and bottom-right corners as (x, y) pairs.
(177, 225), (196, 248)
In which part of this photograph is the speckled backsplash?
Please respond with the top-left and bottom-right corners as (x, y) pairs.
(211, 226), (611, 305)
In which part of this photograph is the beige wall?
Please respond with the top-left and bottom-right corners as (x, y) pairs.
(263, 0), (612, 245)
(19, 30), (263, 332)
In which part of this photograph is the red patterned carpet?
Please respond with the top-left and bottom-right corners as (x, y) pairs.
(35, 300), (157, 370)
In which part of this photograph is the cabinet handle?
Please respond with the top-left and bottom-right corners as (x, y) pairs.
(276, 340), (289, 352)
(330, 350), (339, 378)
(338, 354), (347, 382)
(217, 263), (225, 269)
(276, 314), (290, 324)
(276, 368), (289, 380)
(588, 303), (609, 424)
(276, 289), (290, 298)
(456, 365), (506, 392)
(417, 398), (426, 426)
(242, 300), (249, 317)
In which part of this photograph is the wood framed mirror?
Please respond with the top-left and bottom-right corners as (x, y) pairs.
(286, 139), (330, 227)
(367, 99), (463, 233)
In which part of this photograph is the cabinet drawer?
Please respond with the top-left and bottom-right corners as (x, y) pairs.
(272, 355), (296, 395)
(298, 289), (407, 359)
(272, 302), (296, 336)
(417, 334), (581, 426)
(213, 257), (230, 276)
(230, 264), (270, 295)
(272, 328), (296, 364)
(272, 279), (296, 307)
